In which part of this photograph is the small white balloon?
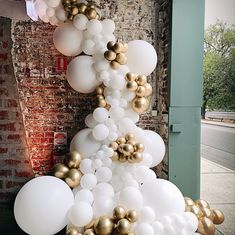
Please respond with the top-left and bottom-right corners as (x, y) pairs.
(134, 166), (156, 184)
(87, 19), (103, 34)
(69, 201), (93, 227)
(140, 206), (156, 223)
(80, 173), (97, 190)
(183, 212), (199, 232)
(75, 189), (94, 204)
(93, 196), (114, 217)
(125, 108), (140, 123)
(118, 118), (136, 133)
(73, 14), (88, 30)
(46, 0), (60, 7)
(135, 223), (154, 235)
(55, 7), (67, 21)
(92, 124), (109, 141)
(101, 19), (115, 34)
(152, 221), (164, 235)
(46, 7), (55, 17)
(93, 107), (109, 123)
(92, 158), (103, 169)
(85, 114), (97, 128)
(82, 39), (95, 55)
(109, 107), (125, 121)
(80, 159), (94, 174)
(95, 167), (112, 182)
(93, 183), (115, 198)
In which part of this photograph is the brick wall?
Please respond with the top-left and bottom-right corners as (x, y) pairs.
(0, 17), (33, 202)
(0, 0), (169, 202)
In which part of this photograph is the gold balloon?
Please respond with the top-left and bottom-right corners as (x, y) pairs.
(110, 60), (120, 70)
(97, 94), (105, 101)
(96, 86), (104, 95)
(53, 163), (69, 179)
(132, 152), (143, 163)
(144, 83), (153, 96)
(121, 43), (128, 53)
(86, 8), (97, 20)
(77, 3), (87, 13)
(126, 210), (139, 223)
(125, 133), (135, 141)
(126, 81), (138, 92)
(186, 205), (204, 219)
(197, 217), (215, 235)
(111, 151), (119, 161)
(94, 216), (114, 235)
(64, 169), (82, 188)
(110, 141), (119, 150)
(184, 197), (195, 206)
(134, 143), (145, 152)
(195, 199), (210, 209)
(118, 144), (124, 153)
(64, 5), (72, 12)
(212, 209), (225, 224)
(119, 154), (127, 163)
(113, 206), (126, 220)
(112, 42), (123, 53)
(65, 150), (82, 168)
(122, 144), (134, 156)
(84, 219), (96, 230)
(131, 97), (149, 113)
(127, 139), (136, 146)
(71, 7), (79, 15)
(125, 73), (136, 82)
(116, 219), (131, 234)
(98, 99), (107, 108)
(84, 229), (96, 235)
(127, 233), (135, 235)
(201, 207), (214, 221)
(117, 137), (126, 145)
(136, 75), (147, 86)
(104, 50), (116, 61)
(115, 53), (127, 65)
(107, 41), (115, 50)
(66, 227), (81, 235)
(135, 86), (146, 97)
(127, 155), (135, 163)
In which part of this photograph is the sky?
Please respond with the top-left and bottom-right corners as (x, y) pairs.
(205, 0), (235, 27)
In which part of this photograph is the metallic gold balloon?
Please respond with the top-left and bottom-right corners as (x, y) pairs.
(127, 139), (136, 146)
(94, 216), (114, 235)
(113, 206), (126, 220)
(53, 163), (69, 179)
(112, 42), (123, 53)
(117, 137), (126, 145)
(195, 199), (210, 209)
(132, 152), (143, 163)
(86, 8), (97, 20)
(126, 210), (139, 223)
(71, 7), (79, 15)
(201, 207), (214, 221)
(125, 73), (136, 82)
(197, 217), (215, 235)
(107, 41), (115, 50)
(212, 209), (225, 224)
(98, 99), (107, 108)
(104, 50), (116, 61)
(127, 155), (135, 163)
(119, 154), (127, 163)
(131, 97), (149, 113)
(184, 197), (195, 206)
(84, 219), (96, 230)
(66, 227), (81, 235)
(144, 83), (153, 96)
(121, 43), (128, 53)
(64, 169), (82, 188)
(84, 229), (96, 235)
(65, 150), (82, 168)
(97, 94), (105, 101)
(111, 151), (119, 161)
(185, 205), (204, 219)
(110, 141), (119, 150)
(136, 75), (147, 86)
(116, 218), (131, 234)
(118, 144), (124, 153)
(96, 86), (104, 95)
(126, 81), (138, 92)
(134, 143), (144, 153)
(127, 233), (135, 235)
(77, 3), (87, 13)
(135, 86), (146, 97)
(115, 53), (127, 65)
(110, 60), (120, 70)
(125, 133), (135, 141)
(122, 144), (134, 156)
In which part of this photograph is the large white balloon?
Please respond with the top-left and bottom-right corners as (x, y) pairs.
(141, 179), (185, 217)
(126, 40), (157, 76)
(70, 128), (101, 158)
(67, 56), (100, 93)
(53, 22), (83, 56)
(143, 130), (165, 167)
(14, 176), (74, 235)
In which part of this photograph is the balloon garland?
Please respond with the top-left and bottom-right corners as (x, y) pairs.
(13, 1), (224, 235)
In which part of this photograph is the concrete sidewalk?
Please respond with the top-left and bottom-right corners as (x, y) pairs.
(201, 158), (235, 235)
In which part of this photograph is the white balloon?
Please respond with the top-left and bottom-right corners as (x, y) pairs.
(152, 221), (164, 235)
(14, 176), (74, 235)
(125, 108), (139, 123)
(55, 7), (67, 21)
(92, 124), (109, 141)
(73, 14), (88, 30)
(46, 7), (55, 17)
(109, 75), (126, 90)
(109, 107), (125, 120)
(135, 223), (154, 235)
(95, 167), (112, 182)
(80, 173), (97, 190)
(143, 130), (165, 167)
(82, 39), (95, 55)
(87, 19), (103, 34)
(119, 187), (143, 210)
(118, 118), (136, 133)
(93, 107), (109, 123)
(140, 206), (156, 223)
(70, 128), (101, 158)
(53, 22), (83, 56)
(80, 159), (94, 174)
(141, 179), (185, 217)
(46, 0), (60, 7)
(66, 55), (100, 93)
(183, 212), (199, 232)
(127, 40), (157, 76)
(140, 152), (153, 168)
(92, 158), (103, 169)
(134, 166), (156, 183)
(69, 201), (93, 227)
(101, 19), (115, 34)
(93, 183), (115, 198)
(163, 224), (177, 235)
(85, 114), (97, 128)
(124, 179), (139, 188)
(75, 189), (94, 204)
(93, 196), (114, 217)
(35, 0), (47, 21)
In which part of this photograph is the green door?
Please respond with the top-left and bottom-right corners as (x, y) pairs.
(168, 0), (205, 199)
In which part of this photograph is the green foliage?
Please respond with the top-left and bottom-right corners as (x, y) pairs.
(203, 21), (235, 113)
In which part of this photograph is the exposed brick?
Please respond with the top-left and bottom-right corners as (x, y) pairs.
(0, 110), (8, 119)
(5, 181), (24, 189)
(0, 148), (8, 153)
(7, 99), (18, 108)
(0, 170), (12, 177)
(4, 159), (21, 165)
(7, 134), (20, 140)
(14, 170), (32, 178)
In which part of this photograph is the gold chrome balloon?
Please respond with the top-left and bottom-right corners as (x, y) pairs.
(71, 7), (79, 15)
(201, 207), (214, 221)
(113, 206), (126, 220)
(77, 3), (87, 13)
(98, 99), (107, 108)
(110, 141), (119, 150)
(132, 152), (143, 163)
(121, 43), (128, 53)
(212, 209), (225, 224)
(125, 73), (136, 82)
(53, 163), (69, 179)
(66, 227), (81, 235)
(134, 143), (145, 152)
(116, 218), (131, 234)
(112, 42), (123, 53)
(127, 139), (136, 146)
(125, 133), (135, 141)
(84, 219), (96, 230)
(126, 210), (139, 223)
(86, 8), (97, 20)
(84, 229), (96, 235)
(110, 60), (120, 70)
(64, 169), (82, 188)
(131, 97), (149, 113)
(115, 53), (127, 65)
(126, 81), (138, 92)
(107, 41), (115, 50)
(135, 86), (146, 97)
(119, 154), (127, 163)
(94, 216), (114, 235)
(104, 50), (116, 61)
(197, 217), (215, 235)
(136, 75), (147, 86)
(144, 83), (153, 96)
(122, 144), (134, 156)
(96, 86), (104, 95)
(186, 205), (204, 219)
(184, 197), (195, 206)
(65, 150), (82, 168)
(111, 151), (119, 161)
(195, 199), (210, 209)
(117, 137), (126, 145)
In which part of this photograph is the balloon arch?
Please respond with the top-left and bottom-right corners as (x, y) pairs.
(14, 1), (224, 235)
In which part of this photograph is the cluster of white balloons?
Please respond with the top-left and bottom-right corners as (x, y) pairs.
(13, 1), (200, 235)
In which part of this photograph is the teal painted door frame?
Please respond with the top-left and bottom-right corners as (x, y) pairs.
(168, 0), (205, 199)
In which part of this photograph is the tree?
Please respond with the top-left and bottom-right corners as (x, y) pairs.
(202, 21), (235, 118)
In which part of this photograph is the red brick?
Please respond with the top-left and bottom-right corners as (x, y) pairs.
(0, 110), (8, 119)
(0, 123), (16, 131)
(7, 99), (17, 107)
(5, 181), (24, 189)
(0, 170), (11, 177)
(0, 148), (8, 153)
(14, 170), (32, 178)
(7, 134), (20, 140)
(4, 159), (21, 165)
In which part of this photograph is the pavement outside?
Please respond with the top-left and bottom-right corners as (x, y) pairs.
(201, 157), (235, 235)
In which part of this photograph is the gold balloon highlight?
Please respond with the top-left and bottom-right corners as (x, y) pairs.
(66, 227), (81, 235)
(94, 216), (114, 235)
(212, 209), (225, 224)
(65, 168), (82, 188)
(53, 163), (69, 179)
(131, 97), (149, 113)
(65, 150), (82, 168)
(197, 217), (215, 235)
